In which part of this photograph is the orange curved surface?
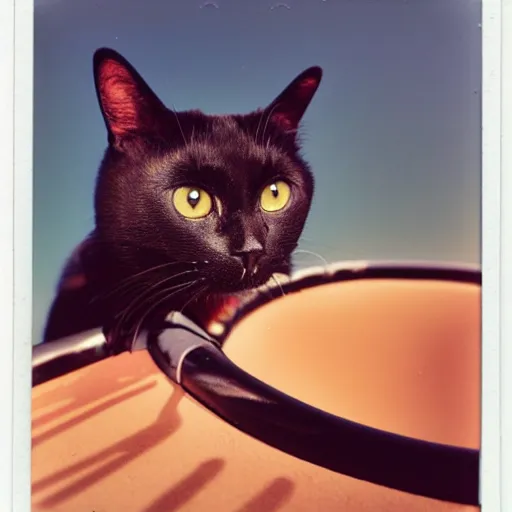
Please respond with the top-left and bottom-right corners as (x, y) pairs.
(32, 278), (481, 511)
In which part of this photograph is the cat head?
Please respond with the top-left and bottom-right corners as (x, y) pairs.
(93, 48), (322, 294)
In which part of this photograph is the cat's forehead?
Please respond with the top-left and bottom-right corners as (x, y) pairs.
(194, 115), (261, 152)
(158, 113), (285, 174)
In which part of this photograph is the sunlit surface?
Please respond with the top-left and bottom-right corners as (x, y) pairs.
(32, 277), (479, 511)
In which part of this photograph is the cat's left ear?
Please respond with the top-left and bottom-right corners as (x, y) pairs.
(265, 66), (323, 133)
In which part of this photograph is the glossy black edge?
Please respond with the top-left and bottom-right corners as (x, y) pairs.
(32, 263), (481, 387)
(217, 263), (481, 345)
(32, 333), (110, 387)
(147, 319), (217, 382)
(168, 342), (479, 506)
(31, 263), (481, 505)
(31, 313), (219, 388)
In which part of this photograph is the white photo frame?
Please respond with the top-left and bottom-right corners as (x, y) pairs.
(1, 0), (509, 509)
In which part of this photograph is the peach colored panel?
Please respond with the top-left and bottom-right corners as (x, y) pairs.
(32, 278), (480, 512)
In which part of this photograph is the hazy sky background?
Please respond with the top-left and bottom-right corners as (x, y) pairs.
(33, 0), (482, 343)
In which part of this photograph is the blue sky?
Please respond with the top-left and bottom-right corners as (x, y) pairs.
(33, 0), (482, 343)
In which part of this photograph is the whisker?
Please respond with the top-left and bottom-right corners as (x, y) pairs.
(91, 261), (197, 303)
(112, 279), (200, 347)
(100, 280), (148, 309)
(255, 108), (265, 146)
(260, 101), (280, 146)
(171, 106), (188, 146)
(271, 274), (286, 297)
(116, 270), (197, 319)
(293, 249), (329, 267)
(130, 281), (206, 349)
(121, 285), (189, 334)
(112, 283), (182, 340)
(179, 284), (208, 314)
(298, 237), (338, 252)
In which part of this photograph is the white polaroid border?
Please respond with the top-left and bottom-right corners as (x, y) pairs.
(0, 0), (508, 511)
(0, 0), (15, 509)
(500, 0), (511, 509)
(480, 0), (504, 509)
(12, 0), (33, 509)
(1, 0), (33, 508)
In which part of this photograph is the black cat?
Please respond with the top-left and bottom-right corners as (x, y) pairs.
(43, 48), (322, 352)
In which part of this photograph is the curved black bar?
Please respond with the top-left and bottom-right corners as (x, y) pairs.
(32, 331), (110, 387)
(33, 262), (481, 506)
(218, 262), (482, 345)
(148, 332), (479, 506)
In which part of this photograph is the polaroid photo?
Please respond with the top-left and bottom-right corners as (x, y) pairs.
(1, 0), (510, 510)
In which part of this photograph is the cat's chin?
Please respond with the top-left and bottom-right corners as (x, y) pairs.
(193, 272), (291, 338)
(210, 270), (289, 296)
(212, 271), (275, 294)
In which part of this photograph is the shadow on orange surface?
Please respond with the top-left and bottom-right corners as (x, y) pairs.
(32, 274), (480, 511)
(32, 381), (158, 448)
(233, 477), (296, 512)
(33, 386), (183, 507)
(142, 459), (227, 512)
(32, 350), (160, 428)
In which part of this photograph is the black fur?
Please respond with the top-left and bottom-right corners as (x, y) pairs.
(43, 48), (322, 351)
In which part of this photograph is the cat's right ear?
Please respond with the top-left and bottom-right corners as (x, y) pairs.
(264, 66), (323, 134)
(93, 48), (166, 150)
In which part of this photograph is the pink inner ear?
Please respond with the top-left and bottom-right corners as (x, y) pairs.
(272, 112), (295, 131)
(99, 59), (141, 137)
(297, 76), (320, 99)
(271, 75), (321, 132)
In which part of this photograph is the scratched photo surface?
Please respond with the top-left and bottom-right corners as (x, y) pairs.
(33, 0), (481, 344)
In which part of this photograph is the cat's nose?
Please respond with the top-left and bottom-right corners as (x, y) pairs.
(239, 250), (263, 276)
(233, 238), (264, 277)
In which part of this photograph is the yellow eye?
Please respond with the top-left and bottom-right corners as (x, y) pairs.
(260, 181), (291, 212)
(173, 186), (213, 219)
